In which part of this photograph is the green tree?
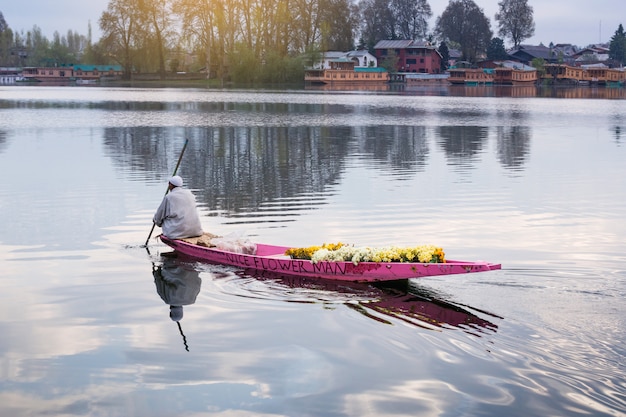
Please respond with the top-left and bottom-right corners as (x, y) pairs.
(24, 26), (51, 66)
(486, 37), (508, 60)
(438, 41), (449, 70)
(45, 30), (89, 65)
(435, 0), (492, 63)
(495, 0), (534, 47)
(609, 23), (626, 66)
(380, 48), (399, 71)
(531, 57), (545, 77)
(0, 11), (7, 33)
(0, 12), (13, 65)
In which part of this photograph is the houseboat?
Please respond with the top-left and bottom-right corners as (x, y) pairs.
(73, 65), (123, 83)
(447, 68), (494, 85)
(304, 59), (389, 86)
(22, 66), (74, 82)
(543, 64), (625, 85)
(405, 73), (450, 85)
(20, 65), (123, 83)
(543, 64), (586, 84)
(0, 67), (24, 84)
(606, 68), (625, 87)
(493, 63), (537, 85)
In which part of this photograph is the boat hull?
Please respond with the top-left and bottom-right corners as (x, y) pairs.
(159, 235), (501, 283)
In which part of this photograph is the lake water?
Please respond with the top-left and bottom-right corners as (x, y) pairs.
(0, 85), (625, 417)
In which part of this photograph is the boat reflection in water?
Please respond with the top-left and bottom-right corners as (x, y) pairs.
(229, 268), (501, 335)
(349, 281), (500, 334)
(152, 255), (202, 351)
(153, 252), (500, 340)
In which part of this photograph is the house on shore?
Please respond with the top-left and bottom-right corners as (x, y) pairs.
(373, 40), (443, 74)
(310, 50), (378, 70)
(507, 44), (558, 65)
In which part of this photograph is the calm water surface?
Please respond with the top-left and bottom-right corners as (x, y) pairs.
(0, 86), (625, 417)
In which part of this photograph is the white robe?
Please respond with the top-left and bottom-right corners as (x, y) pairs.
(153, 187), (203, 239)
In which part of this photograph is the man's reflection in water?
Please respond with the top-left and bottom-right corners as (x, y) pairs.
(153, 254), (201, 351)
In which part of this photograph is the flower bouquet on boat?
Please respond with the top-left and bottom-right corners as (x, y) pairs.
(159, 232), (501, 283)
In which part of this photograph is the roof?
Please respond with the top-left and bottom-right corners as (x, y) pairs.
(355, 67), (387, 73)
(74, 64), (123, 71)
(573, 46), (610, 57)
(495, 60), (535, 71)
(580, 63), (608, 69)
(508, 44), (554, 60)
(553, 44), (579, 56)
(346, 50), (374, 58)
(448, 49), (462, 58)
(323, 51), (346, 59)
(575, 54), (609, 62)
(374, 40), (436, 50)
(374, 40), (413, 49)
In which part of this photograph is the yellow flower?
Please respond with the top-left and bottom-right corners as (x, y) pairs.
(286, 242), (445, 264)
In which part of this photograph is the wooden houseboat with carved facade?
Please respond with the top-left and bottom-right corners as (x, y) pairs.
(543, 64), (625, 85)
(447, 68), (494, 85)
(493, 64), (537, 85)
(304, 59), (389, 86)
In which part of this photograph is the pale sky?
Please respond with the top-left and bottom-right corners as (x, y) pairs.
(1, 0), (623, 48)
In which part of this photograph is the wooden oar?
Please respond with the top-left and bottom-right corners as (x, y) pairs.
(144, 139), (189, 246)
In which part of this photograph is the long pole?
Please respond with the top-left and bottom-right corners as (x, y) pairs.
(144, 139), (189, 246)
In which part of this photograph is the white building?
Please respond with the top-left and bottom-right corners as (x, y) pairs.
(312, 51), (378, 69)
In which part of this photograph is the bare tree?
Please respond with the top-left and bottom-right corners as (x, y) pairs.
(136, 0), (175, 79)
(360, 0), (396, 50)
(291, 0), (323, 53)
(100, 0), (142, 79)
(391, 0), (432, 40)
(495, 0), (534, 47)
(173, 0), (237, 81)
(318, 0), (359, 51)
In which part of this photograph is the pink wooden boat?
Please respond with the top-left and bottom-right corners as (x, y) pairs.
(159, 235), (501, 283)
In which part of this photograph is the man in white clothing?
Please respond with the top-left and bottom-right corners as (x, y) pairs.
(153, 175), (203, 239)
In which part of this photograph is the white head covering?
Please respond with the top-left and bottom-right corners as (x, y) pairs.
(170, 305), (183, 321)
(169, 175), (183, 187)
